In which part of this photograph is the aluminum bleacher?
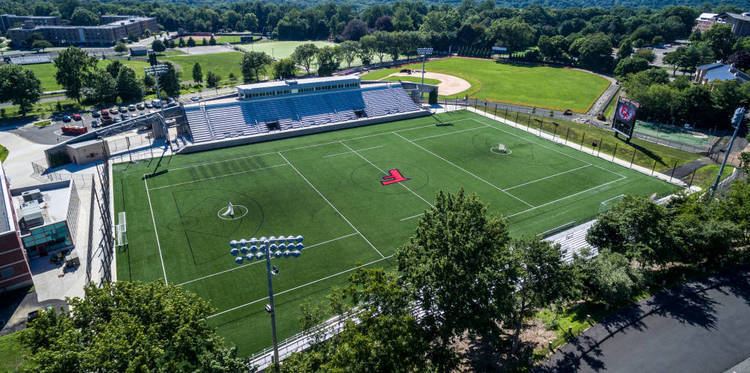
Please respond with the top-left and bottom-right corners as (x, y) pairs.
(184, 83), (423, 144)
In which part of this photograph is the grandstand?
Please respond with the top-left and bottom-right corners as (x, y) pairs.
(181, 76), (427, 151)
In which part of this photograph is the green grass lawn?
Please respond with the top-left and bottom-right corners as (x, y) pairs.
(23, 59), (150, 92)
(0, 144), (8, 162)
(401, 57), (610, 113)
(114, 110), (678, 356)
(163, 52), (245, 85)
(0, 332), (30, 372)
(382, 75), (441, 85)
(691, 164), (735, 190)
(481, 106), (702, 173)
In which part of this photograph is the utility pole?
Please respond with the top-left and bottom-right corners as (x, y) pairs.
(710, 107), (745, 196)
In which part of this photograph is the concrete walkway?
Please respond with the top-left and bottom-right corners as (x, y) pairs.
(0, 130), (52, 187)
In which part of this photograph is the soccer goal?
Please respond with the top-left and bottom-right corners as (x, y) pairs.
(116, 212), (128, 248)
(599, 194), (625, 213)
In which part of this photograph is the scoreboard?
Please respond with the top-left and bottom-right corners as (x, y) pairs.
(612, 98), (639, 140)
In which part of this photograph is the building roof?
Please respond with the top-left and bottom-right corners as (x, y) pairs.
(9, 15), (155, 32)
(11, 180), (74, 229)
(697, 13), (718, 21)
(721, 12), (750, 22)
(698, 63), (750, 83)
(0, 165), (13, 234)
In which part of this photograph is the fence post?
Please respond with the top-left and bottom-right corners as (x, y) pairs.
(515, 111), (520, 124)
(651, 159), (657, 175)
(539, 120), (543, 135)
(580, 133), (585, 150)
(564, 127), (570, 145)
(552, 123), (558, 141)
(630, 148), (636, 168)
(612, 142), (618, 161)
(669, 161), (678, 182)
(494, 105), (497, 117)
(598, 138), (603, 156)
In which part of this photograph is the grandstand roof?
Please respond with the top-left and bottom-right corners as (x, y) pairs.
(237, 75), (360, 91)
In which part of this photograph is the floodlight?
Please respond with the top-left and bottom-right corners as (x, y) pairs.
(235, 257), (243, 264)
(229, 240), (238, 248)
(230, 247), (239, 256)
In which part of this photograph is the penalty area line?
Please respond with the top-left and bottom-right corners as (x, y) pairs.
(143, 175), (168, 284)
(177, 232), (360, 287)
(207, 254), (394, 319)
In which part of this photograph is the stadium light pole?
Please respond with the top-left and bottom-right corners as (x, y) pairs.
(710, 107), (746, 196)
(416, 47), (433, 88)
(228, 235), (304, 372)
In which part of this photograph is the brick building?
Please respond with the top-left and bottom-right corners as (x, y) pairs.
(0, 164), (32, 294)
(0, 14), (59, 33)
(8, 15), (158, 47)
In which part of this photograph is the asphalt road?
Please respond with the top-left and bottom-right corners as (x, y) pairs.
(540, 271), (750, 373)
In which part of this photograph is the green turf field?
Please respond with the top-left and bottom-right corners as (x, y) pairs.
(365, 58), (610, 113)
(237, 40), (335, 60)
(114, 110), (678, 356)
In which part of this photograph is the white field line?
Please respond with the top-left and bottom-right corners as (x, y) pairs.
(339, 141), (434, 209)
(167, 118), (474, 173)
(411, 126), (485, 142)
(143, 176), (168, 284)
(207, 254), (394, 319)
(149, 163), (288, 191)
(323, 145), (384, 159)
(601, 193), (626, 205)
(278, 152), (386, 259)
(503, 164), (593, 191)
(177, 232), (359, 287)
(478, 119), (626, 179)
(506, 176), (627, 219)
(400, 212), (424, 222)
(393, 132), (535, 208)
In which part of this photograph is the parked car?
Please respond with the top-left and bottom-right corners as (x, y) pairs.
(151, 99), (162, 108)
(91, 111), (100, 118)
(145, 102), (153, 109)
(128, 104), (136, 111)
(563, 109), (573, 116)
(62, 115), (72, 122)
(72, 113), (82, 121)
(136, 103), (145, 110)
(119, 106), (127, 113)
(91, 119), (99, 128)
(110, 107), (119, 114)
(100, 109), (109, 116)
(190, 96), (201, 102)
(113, 117), (122, 123)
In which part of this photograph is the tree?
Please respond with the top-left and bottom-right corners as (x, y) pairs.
(571, 33), (614, 72)
(70, 7), (98, 26)
(292, 44), (319, 75)
(316, 47), (340, 76)
(209, 36), (217, 46)
(241, 13), (259, 32)
(587, 195), (676, 265)
(114, 42), (128, 53)
(614, 57), (651, 77)
(202, 38), (208, 46)
(21, 282), (245, 371)
(187, 37), (196, 48)
(617, 39), (634, 60)
(397, 190), (513, 366)
(341, 19), (368, 41)
(31, 40), (53, 51)
(54, 46), (98, 102)
(538, 35), (567, 62)
(241, 51), (272, 83)
(83, 68), (117, 104)
(116, 67), (143, 102)
(192, 62), (203, 83)
(634, 48), (656, 63)
(490, 18), (537, 53)
(574, 250), (644, 308)
(159, 62), (180, 97)
(105, 60), (123, 79)
(0, 65), (42, 114)
(206, 71), (221, 88)
(704, 24), (736, 60)
(178, 38), (186, 48)
(152, 39), (166, 53)
(282, 268), (435, 372)
(338, 41), (359, 68)
(273, 58), (296, 79)
(507, 239), (572, 359)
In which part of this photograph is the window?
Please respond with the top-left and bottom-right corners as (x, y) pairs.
(0, 266), (14, 280)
